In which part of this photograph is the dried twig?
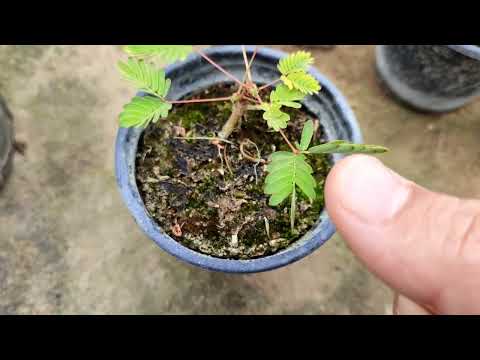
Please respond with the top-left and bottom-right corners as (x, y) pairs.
(173, 136), (234, 145)
(224, 144), (234, 175)
(239, 139), (266, 164)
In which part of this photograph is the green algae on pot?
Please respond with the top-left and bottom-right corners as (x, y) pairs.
(116, 45), (388, 264)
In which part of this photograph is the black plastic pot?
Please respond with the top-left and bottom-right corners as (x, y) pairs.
(115, 46), (362, 273)
(0, 97), (13, 190)
(376, 45), (480, 112)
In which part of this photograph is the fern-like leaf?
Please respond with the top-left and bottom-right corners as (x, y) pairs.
(278, 51), (314, 76)
(270, 84), (305, 109)
(123, 45), (193, 64)
(299, 120), (314, 151)
(264, 152), (317, 229)
(117, 59), (171, 98)
(262, 104), (290, 131)
(308, 140), (389, 154)
(119, 96), (172, 128)
(281, 71), (321, 95)
(290, 186), (296, 231)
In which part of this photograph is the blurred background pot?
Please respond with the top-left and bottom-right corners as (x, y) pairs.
(376, 45), (480, 112)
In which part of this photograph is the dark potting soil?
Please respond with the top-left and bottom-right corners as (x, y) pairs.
(135, 83), (331, 259)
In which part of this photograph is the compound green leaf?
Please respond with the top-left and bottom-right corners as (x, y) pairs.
(270, 84), (305, 109)
(117, 59), (171, 98)
(278, 51), (314, 76)
(299, 120), (314, 151)
(263, 104), (290, 131)
(308, 141), (389, 154)
(123, 45), (193, 64)
(119, 96), (172, 128)
(281, 71), (321, 95)
(264, 152), (317, 229)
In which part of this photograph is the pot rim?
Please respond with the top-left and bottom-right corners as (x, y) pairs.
(115, 45), (362, 273)
(447, 45), (480, 61)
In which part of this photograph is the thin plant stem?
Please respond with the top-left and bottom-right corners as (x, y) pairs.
(242, 47), (264, 104)
(236, 46), (259, 102)
(196, 50), (246, 89)
(224, 144), (234, 175)
(259, 79), (281, 91)
(241, 94), (261, 104)
(173, 136), (235, 145)
(240, 140), (266, 164)
(279, 129), (299, 154)
(169, 96), (232, 104)
(242, 45), (253, 84)
(240, 46), (258, 84)
(249, 46), (258, 68)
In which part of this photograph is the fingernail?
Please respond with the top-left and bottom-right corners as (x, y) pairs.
(337, 155), (411, 224)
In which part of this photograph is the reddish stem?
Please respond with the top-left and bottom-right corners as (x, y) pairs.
(196, 50), (246, 89)
(240, 46), (263, 104)
(279, 129), (299, 154)
(242, 45), (253, 84)
(241, 93), (261, 104)
(259, 79), (281, 92)
(169, 96), (232, 104)
(232, 46), (261, 105)
(248, 46), (258, 68)
(253, 91), (263, 104)
(240, 46), (259, 84)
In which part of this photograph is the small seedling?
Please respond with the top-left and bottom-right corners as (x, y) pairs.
(117, 45), (388, 230)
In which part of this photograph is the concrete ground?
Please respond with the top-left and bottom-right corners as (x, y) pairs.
(1, 45), (480, 314)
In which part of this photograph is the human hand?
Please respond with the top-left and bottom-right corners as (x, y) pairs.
(325, 155), (480, 314)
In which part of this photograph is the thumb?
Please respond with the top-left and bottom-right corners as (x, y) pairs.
(393, 294), (432, 315)
(325, 155), (480, 315)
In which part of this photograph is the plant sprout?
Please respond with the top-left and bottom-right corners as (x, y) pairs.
(117, 45), (388, 230)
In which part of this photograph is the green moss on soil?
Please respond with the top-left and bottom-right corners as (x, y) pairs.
(135, 83), (332, 259)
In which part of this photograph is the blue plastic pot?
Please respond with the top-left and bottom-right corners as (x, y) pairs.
(115, 46), (362, 273)
(376, 45), (480, 112)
